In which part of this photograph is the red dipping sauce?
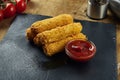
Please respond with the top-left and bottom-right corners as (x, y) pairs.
(65, 40), (96, 62)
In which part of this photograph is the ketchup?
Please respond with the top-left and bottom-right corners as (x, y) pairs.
(65, 40), (96, 62)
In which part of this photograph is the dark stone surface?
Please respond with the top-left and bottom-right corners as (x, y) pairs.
(0, 14), (117, 80)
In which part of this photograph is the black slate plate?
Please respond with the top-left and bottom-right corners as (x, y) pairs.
(0, 14), (117, 80)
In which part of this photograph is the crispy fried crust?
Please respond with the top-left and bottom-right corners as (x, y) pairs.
(33, 23), (82, 45)
(26, 14), (73, 41)
(31, 14), (73, 34)
(43, 33), (87, 56)
(26, 14), (87, 56)
(26, 28), (36, 41)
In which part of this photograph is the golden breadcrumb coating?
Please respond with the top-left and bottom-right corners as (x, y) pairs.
(26, 28), (36, 41)
(25, 14), (88, 57)
(43, 33), (87, 56)
(26, 14), (73, 41)
(31, 14), (73, 34)
(33, 23), (83, 45)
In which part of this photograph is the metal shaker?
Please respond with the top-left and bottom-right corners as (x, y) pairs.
(87, 0), (109, 19)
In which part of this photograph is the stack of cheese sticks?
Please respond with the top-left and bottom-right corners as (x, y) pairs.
(26, 14), (87, 56)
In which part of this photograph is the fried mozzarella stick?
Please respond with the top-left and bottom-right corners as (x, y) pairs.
(33, 23), (82, 45)
(26, 28), (36, 41)
(31, 14), (73, 34)
(26, 14), (73, 41)
(43, 33), (87, 56)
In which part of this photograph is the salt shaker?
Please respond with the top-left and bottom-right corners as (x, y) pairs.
(87, 0), (109, 19)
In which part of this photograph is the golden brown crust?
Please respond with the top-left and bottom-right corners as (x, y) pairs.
(26, 14), (73, 41)
(26, 28), (36, 41)
(31, 14), (73, 34)
(25, 14), (87, 56)
(33, 23), (82, 45)
(43, 33), (87, 56)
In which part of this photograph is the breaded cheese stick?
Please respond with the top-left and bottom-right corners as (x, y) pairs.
(43, 33), (87, 56)
(26, 28), (36, 41)
(31, 14), (73, 34)
(33, 23), (82, 45)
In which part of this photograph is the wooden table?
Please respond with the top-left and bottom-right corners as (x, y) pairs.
(0, 0), (120, 79)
